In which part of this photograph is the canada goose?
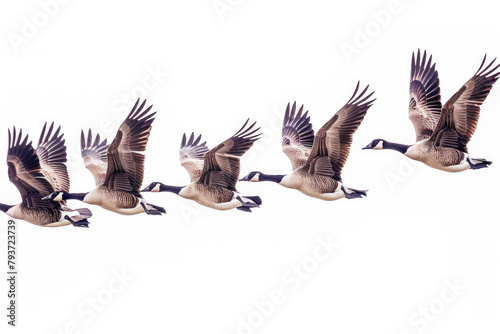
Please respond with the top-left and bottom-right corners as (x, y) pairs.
(0, 123), (92, 227)
(239, 82), (375, 201)
(142, 120), (262, 212)
(43, 99), (166, 216)
(363, 50), (499, 172)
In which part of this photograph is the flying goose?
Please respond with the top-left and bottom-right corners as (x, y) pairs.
(142, 120), (263, 212)
(0, 123), (92, 227)
(363, 50), (499, 172)
(239, 82), (375, 201)
(43, 99), (166, 215)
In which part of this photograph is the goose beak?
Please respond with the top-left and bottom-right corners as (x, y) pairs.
(41, 195), (51, 201)
(239, 176), (248, 181)
(141, 188), (149, 192)
(362, 144), (372, 150)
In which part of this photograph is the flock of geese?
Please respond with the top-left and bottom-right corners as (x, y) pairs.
(1, 50), (499, 227)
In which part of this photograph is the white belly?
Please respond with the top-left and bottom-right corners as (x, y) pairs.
(294, 185), (345, 201)
(110, 204), (145, 215)
(45, 220), (71, 227)
(5, 205), (72, 227)
(406, 150), (470, 172)
(405, 142), (470, 172)
(179, 186), (241, 211)
(84, 190), (145, 215)
(306, 189), (346, 201)
(281, 173), (345, 201)
(201, 198), (242, 210)
(431, 159), (470, 172)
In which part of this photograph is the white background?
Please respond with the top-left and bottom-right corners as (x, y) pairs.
(1, 0), (499, 333)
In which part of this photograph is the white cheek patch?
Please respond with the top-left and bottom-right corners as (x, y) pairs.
(55, 193), (64, 201)
(250, 174), (260, 182)
(152, 184), (161, 192)
(374, 141), (384, 150)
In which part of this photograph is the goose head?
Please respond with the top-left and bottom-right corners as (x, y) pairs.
(42, 191), (67, 202)
(239, 172), (262, 182)
(363, 139), (386, 150)
(142, 182), (163, 192)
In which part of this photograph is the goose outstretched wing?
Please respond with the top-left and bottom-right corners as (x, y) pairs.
(36, 122), (70, 193)
(282, 102), (315, 170)
(199, 120), (261, 191)
(179, 133), (209, 182)
(409, 49), (442, 141)
(7, 127), (59, 208)
(430, 55), (500, 151)
(104, 99), (156, 194)
(81, 129), (109, 186)
(304, 82), (375, 181)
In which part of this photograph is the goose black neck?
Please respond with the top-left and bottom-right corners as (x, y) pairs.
(384, 141), (411, 154)
(159, 184), (183, 194)
(0, 203), (13, 213)
(66, 193), (88, 201)
(260, 173), (285, 183)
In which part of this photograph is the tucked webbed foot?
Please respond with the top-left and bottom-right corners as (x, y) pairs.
(64, 215), (90, 228)
(236, 206), (252, 213)
(140, 202), (166, 215)
(341, 186), (367, 199)
(235, 195), (262, 213)
(467, 157), (492, 170)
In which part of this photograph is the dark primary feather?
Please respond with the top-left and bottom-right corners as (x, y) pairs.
(180, 132), (209, 182)
(180, 132), (209, 160)
(7, 127), (59, 209)
(36, 122), (70, 194)
(104, 98), (156, 194)
(282, 102), (315, 148)
(409, 49), (442, 141)
(199, 119), (261, 191)
(430, 55), (500, 152)
(81, 129), (109, 186)
(281, 101), (316, 169)
(304, 82), (375, 181)
(81, 129), (109, 162)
